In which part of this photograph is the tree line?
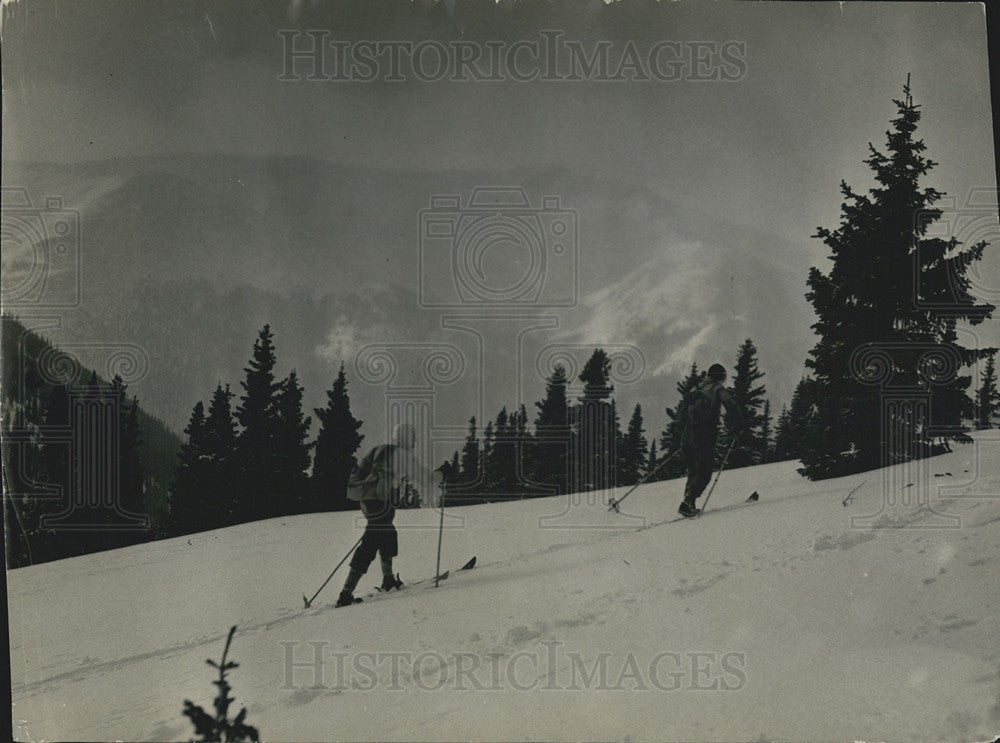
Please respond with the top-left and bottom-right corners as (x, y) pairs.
(167, 325), (791, 523)
(440, 339), (786, 503)
(168, 324), (364, 537)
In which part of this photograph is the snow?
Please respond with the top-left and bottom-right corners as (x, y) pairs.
(8, 433), (1000, 742)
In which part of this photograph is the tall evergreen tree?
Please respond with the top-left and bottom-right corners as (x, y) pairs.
(169, 401), (207, 536)
(576, 349), (616, 491)
(459, 416), (479, 488)
(202, 384), (239, 528)
(513, 403), (530, 496)
(532, 364), (570, 495)
(643, 439), (658, 480)
(481, 420), (495, 497)
(802, 83), (994, 478)
(760, 399), (773, 464)
(490, 407), (514, 497)
(235, 325), (282, 521)
(773, 404), (792, 462)
(109, 376), (146, 544)
(773, 377), (819, 463)
(274, 369), (313, 516)
(619, 403), (647, 486)
(36, 382), (73, 557)
(723, 339), (767, 468)
(312, 363), (364, 512)
(436, 453), (458, 505)
(976, 352), (1000, 429)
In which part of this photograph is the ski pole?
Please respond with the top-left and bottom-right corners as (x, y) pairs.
(609, 446), (683, 512)
(434, 482), (446, 587)
(303, 535), (363, 609)
(698, 433), (739, 515)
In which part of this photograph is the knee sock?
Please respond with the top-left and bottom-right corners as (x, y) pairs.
(380, 555), (393, 578)
(341, 567), (364, 596)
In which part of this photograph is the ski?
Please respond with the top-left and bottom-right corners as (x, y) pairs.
(350, 556), (477, 605)
(670, 492), (760, 523)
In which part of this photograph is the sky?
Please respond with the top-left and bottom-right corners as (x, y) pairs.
(2, 0), (998, 446)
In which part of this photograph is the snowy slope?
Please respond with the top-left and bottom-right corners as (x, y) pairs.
(8, 434), (1000, 743)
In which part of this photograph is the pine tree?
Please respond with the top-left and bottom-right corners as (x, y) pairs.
(459, 416), (479, 489)
(619, 404), (647, 486)
(31, 382), (73, 559)
(773, 404), (792, 462)
(448, 450), (460, 495)
(928, 323), (978, 452)
(202, 384), (239, 528)
(490, 407), (514, 498)
(976, 352), (1000, 429)
(643, 439), (658, 480)
(98, 374), (146, 548)
(274, 369), (313, 516)
(182, 626), (259, 743)
(481, 420), (495, 497)
(312, 363), (364, 512)
(169, 401), (207, 536)
(235, 325), (282, 522)
(532, 364), (570, 496)
(513, 403), (530, 497)
(802, 83), (994, 478)
(611, 398), (624, 486)
(119, 386), (146, 545)
(760, 399), (773, 463)
(576, 349), (616, 491)
(724, 339), (767, 468)
(773, 377), (818, 463)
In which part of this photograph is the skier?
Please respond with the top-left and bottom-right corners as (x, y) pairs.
(678, 363), (743, 518)
(336, 422), (443, 607)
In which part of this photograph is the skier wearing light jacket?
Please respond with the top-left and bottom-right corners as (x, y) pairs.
(336, 422), (444, 607)
(679, 363), (743, 518)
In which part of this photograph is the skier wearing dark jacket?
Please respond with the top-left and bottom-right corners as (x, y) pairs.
(336, 422), (442, 607)
(679, 363), (743, 517)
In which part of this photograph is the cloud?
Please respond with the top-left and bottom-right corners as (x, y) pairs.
(558, 233), (810, 412)
(563, 241), (726, 370)
(315, 315), (362, 366)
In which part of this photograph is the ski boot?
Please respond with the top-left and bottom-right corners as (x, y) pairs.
(678, 499), (700, 518)
(380, 573), (404, 592)
(335, 591), (362, 608)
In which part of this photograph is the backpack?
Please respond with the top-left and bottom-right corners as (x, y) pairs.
(346, 444), (397, 503)
(678, 387), (714, 427)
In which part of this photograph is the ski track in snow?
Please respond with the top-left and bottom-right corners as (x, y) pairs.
(8, 435), (1000, 742)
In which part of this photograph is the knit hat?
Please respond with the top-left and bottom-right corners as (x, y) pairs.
(707, 363), (726, 381)
(393, 422), (417, 449)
